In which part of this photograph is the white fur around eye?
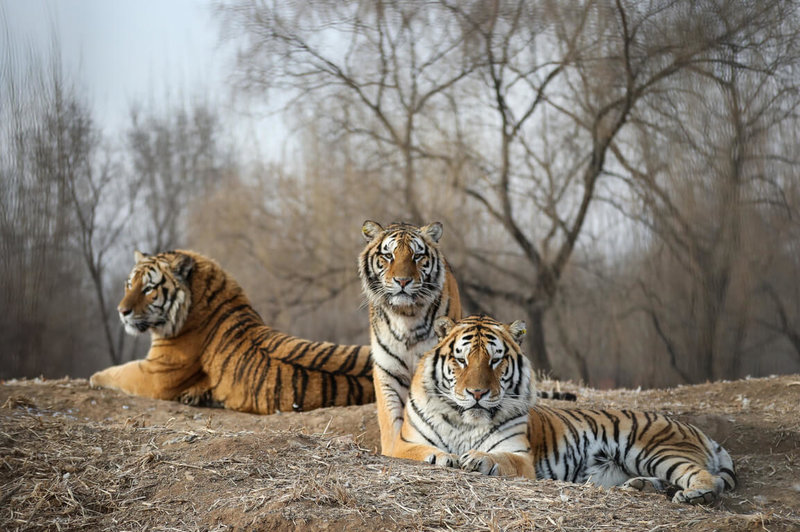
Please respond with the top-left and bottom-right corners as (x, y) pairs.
(443, 363), (454, 378)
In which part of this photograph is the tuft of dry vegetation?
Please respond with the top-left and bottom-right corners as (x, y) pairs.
(2, 375), (799, 531)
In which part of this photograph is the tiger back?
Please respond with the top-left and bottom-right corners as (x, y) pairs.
(358, 221), (461, 454)
(394, 314), (737, 505)
(90, 250), (374, 414)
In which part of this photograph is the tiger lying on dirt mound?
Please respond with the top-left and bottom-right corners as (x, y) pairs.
(392, 315), (736, 505)
(90, 250), (374, 414)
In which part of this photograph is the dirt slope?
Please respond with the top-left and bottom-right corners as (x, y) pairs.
(2, 375), (799, 531)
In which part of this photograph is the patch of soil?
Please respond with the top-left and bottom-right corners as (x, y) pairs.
(1, 375), (799, 531)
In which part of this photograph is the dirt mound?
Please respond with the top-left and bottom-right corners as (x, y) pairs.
(2, 375), (799, 531)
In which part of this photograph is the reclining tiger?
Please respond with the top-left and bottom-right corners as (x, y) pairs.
(90, 250), (374, 414)
(358, 221), (574, 454)
(391, 314), (737, 505)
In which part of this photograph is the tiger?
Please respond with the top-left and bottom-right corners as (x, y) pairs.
(89, 250), (374, 414)
(358, 221), (462, 454)
(392, 315), (737, 505)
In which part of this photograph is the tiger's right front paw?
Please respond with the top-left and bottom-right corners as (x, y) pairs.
(89, 369), (110, 389)
(425, 452), (460, 468)
(459, 450), (500, 476)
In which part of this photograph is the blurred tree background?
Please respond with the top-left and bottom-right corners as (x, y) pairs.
(3, 0), (800, 388)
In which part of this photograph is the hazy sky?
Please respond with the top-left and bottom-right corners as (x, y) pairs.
(2, 0), (280, 158)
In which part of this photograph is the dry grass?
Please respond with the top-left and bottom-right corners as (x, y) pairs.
(1, 376), (799, 531)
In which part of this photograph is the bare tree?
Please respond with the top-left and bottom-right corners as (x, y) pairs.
(433, 0), (779, 373)
(185, 130), (396, 344)
(219, 0), (480, 224)
(215, 0), (800, 383)
(126, 100), (230, 251)
(597, 0), (800, 382)
(0, 26), (104, 377)
(60, 114), (141, 365)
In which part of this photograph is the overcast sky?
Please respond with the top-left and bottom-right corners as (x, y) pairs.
(2, 0), (282, 159)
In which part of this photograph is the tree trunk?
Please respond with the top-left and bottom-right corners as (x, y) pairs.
(525, 306), (554, 376)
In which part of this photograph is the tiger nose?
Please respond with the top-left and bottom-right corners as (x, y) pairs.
(394, 277), (412, 288)
(118, 306), (132, 316)
(466, 388), (489, 400)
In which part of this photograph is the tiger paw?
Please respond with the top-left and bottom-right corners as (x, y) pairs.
(621, 477), (666, 493)
(178, 389), (204, 406)
(178, 388), (221, 408)
(459, 450), (500, 476)
(89, 369), (112, 390)
(672, 488), (718, 505)
(424, 452), (459, 468)
(88, 373), (103, 389)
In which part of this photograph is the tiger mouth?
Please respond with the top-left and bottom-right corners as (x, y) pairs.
(458, 401), (502, 418)
(461, 402), (489, 412)
(120, 317), (165, 333)
(387, 293), (420, 307)
(390, 292), (416, 300)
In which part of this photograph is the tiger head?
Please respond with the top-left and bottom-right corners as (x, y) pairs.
(359, 221), (446, 312)
(118, 250), (195, 338)
(427, 315), (533, 425)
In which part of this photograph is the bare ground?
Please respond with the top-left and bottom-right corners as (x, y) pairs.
(1, 374), (799, 531)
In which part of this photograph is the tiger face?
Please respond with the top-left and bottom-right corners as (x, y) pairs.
(359, 221), (445, 311)
(118, 250), (195, 338)
(431, 315), (531, 425)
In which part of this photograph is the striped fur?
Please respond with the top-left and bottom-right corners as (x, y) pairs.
(90, 250), (374, 414)
(395, 315), (737, 505)
(358, 221), (462, 454)
(393, 315), (535, 477)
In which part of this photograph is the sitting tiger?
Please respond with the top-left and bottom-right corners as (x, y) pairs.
(359, 221), (463, 453)
(90, 250), (374, 414)
(392, 315), (737, 505)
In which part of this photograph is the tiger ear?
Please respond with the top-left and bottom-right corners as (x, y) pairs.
(134, 250), (148, 263)
(421, 222), (443, 243)
(362, 220), (384, 241)
(507, 320), (527, 344)
(434, 316), (456, 340)
(172, 253), (195, 281)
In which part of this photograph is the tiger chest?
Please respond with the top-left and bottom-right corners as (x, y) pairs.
(371, 312), (438, 381)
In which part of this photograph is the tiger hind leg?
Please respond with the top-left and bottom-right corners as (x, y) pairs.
(177, 377), (223, 408)
(668, 442), (736, 505)
(672, 470), (726, 505)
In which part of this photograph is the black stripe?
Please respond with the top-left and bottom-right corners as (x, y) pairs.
(486, 430), (527, 452)
(310, 344), (339, 369)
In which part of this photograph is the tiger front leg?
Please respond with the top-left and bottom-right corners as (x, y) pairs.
(459, 450), (536, 478)
(90, 360), (176, 400)
(90, 358), (199, 402)
(373, 369), (408, 455)
(390, 438), (460, 469)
